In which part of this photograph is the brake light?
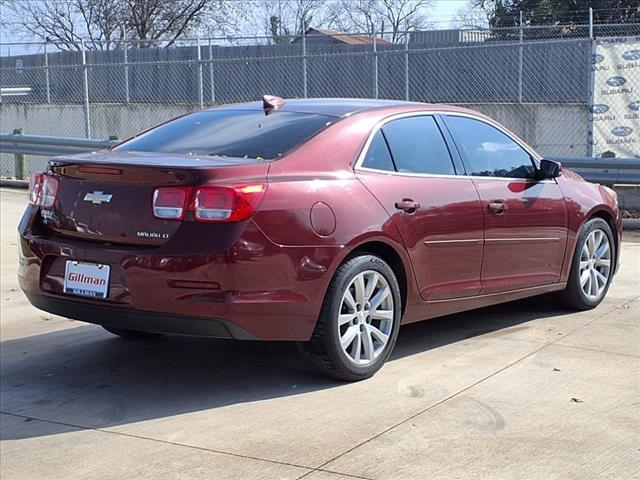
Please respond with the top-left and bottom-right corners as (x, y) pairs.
(28, 172), (59, 207)
(77, 166), (122, 175)
(152, 187), (192, 220)
(194, 184), (267, 222)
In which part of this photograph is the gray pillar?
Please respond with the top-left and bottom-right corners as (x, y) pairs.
(404, 32), (410, 101)
(518, 11), (523, 103)
(373, 33), (379, 99)
(44, 42), (51, 103)
(123, 37), (130, 104)
(81, 40), (91, 139)
(13, 128), (26, 180)
(302, 31), (308, 99)
(196, 37), (204, 109)
(208, 35), (215, 104)
(587, 38), (597, 157)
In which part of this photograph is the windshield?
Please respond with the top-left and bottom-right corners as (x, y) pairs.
(115, 110), (336, 160)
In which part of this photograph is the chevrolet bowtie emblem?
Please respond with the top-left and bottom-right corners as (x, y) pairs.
(83, 191), (113, 205)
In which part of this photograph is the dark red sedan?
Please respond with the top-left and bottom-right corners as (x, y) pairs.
(19, 97), (621, 380)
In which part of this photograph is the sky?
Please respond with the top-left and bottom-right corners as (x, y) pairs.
(429, 0), (469, 27)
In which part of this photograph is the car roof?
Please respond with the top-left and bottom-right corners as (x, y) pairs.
(207, 98), (429, 117)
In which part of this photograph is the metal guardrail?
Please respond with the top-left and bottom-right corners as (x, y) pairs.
(1, 133), (117, 156)
(1, 132), (118, 178)
(549, 156), (640, 186)
(0, 133), (638, 185)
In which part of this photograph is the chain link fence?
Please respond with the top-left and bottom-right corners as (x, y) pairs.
(1, 21), (639, 177)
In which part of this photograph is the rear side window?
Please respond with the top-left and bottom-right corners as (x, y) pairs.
(381, 116), (455, 175)
(116, 110), (335, 160)
(362, 131), (395, 171)
(445, 116), (535, 178)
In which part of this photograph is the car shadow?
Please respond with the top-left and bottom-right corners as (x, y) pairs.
(1, 293), (571, 440)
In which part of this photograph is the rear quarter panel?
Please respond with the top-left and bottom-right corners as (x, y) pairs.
(253, 112), (422, 320)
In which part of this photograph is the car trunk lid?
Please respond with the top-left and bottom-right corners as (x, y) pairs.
(42, 150), (270, 246)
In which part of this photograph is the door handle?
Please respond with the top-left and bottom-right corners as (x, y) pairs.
(488, 201), (506, 216)
(395, 199), (421, 214)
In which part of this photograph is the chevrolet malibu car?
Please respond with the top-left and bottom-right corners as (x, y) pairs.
(19, 97), (621, 381)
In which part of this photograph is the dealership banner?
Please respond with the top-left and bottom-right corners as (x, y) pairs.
(590, 36), (639, 158)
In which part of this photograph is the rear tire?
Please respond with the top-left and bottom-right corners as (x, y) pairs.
(560, 217), (615, 310)
(102, 326), (163, 340)
(299, 254), (402, 381)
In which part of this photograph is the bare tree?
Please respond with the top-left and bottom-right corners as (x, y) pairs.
(453, 0), (492, 29)
(125, 0), (209, 47)
(3, 0), (124, 50)
(251, 0), (330, 43)
(379, 0), (433, 42)
(327, 0), (433, 42)
(326, 0), (379, 36)
(4, 0), (237, 50)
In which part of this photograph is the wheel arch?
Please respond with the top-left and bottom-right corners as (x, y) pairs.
(344, 240), (409, 315)
(588, 208), (619, 271)
(589, 209), (618, 242)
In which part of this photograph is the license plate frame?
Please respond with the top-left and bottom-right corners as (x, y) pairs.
(63, 260), (110, 299)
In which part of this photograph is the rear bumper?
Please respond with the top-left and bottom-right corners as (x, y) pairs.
(24, 292), (256, 339)
(18, 206), (343, 341)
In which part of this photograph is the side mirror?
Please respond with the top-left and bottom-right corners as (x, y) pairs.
(538, 158), (562, 179)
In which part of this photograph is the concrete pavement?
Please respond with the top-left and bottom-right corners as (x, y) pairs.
(1, 187), (638, 479)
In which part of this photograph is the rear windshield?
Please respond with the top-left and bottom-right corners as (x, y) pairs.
(115, 110), (335, 160)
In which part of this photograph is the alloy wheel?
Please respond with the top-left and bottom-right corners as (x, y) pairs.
(579, 228), (611, 300)
(337, 270), (394, 366)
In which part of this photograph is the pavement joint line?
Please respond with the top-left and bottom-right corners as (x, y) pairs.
(0, 411), (375, 480)
(296, 299), (635, 480)
(552, 342), (640, 358)
(0, 411), (318, 474)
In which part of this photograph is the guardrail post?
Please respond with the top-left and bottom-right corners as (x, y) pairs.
(81, 40), (91, 138)
(12, 129), (26, 180)
(404, 31), (410, 101)
(44, 42), (51, 103)
(208, 33), (215, 104)
(123, 37), (130, 104)
(196, 36), (204, 109)
(373, 32), (379, 99)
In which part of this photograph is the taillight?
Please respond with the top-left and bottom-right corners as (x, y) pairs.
(194, 184), (267, 222)
(41, 175), (59, 208)
(152, 187), (192, 220)
(28, 173), (44, 205)
(152, 184), (267, 222)
(28, 172), (59, 207)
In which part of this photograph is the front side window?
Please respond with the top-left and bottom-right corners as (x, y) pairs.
(381, 116), (455, 175)
(116, 110), (335, 160)
(445, 116), (535, 179)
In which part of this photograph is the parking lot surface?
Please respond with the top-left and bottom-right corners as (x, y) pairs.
(1, 187), (638, 480)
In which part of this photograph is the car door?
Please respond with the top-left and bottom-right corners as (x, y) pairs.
(443, 114), (568, 294)
(355, 114), (484, 301)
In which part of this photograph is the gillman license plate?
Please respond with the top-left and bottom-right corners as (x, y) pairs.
(63, 261), (110, 299)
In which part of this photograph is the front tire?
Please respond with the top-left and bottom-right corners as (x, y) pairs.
(561, 217), (615, 310)
(300, 254), (402, 381)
